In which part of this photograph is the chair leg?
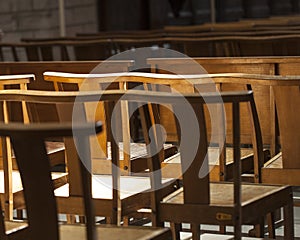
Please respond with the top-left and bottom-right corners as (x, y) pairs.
(170, 222), (180, 240)
(79, 215), (85, 223)
(106, 217), (112, 224)
(248, 219), (264, 238)
(123, 216), (130, 226)
(267, 212), (276, 238)
(191, 223), (200, 240)
(16, 209), (23, 219)
(283, 197), (294, 239)
(66, 214), (76, 223)
(254, 218), (265, 238)
(219, 225), (226, 234)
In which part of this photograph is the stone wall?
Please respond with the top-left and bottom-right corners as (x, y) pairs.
(0, 0), (98, 42)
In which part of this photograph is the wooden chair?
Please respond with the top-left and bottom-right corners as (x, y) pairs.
(4, 87), (176, 225)
(62, 71), (267, 184)
(0, 74), (66, 221)
(43, 71), (178, 175)
(137, 89), (294, 239)
(0, 119), (172, 240)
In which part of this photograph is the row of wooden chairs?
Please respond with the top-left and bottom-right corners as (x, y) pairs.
(3, 33), (300, 61)
(42, 71), (299, 238)
(0, 110), (172, 240)
(4, 18), (300, 62)
(0, 72), (296, 239)
(1, 16), (300, 62)
(0, 69), (298, 238)
(0, 74), (175, 240)
(163, 15), (300, 33)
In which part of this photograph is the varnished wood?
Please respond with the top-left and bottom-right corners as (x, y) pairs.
(43, 71), (179, 175)
(2, 89), (275, 239)
(0, 113), (171, 240)
(0, 61), (133, 125)
(55, 71), (266, 183)
(260, 77), (300, 186)
(0, 74), (68, 221)
(148, 56), (300, 156)
(135, 89), (294, 239)
(0, 87), (176, 225)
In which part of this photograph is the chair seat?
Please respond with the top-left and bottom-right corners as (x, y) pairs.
(0, 141), (65, 169)
(200, 233), (265, 239)
(55, 175), (173, 200)
(161, 147), (255, 181)
(59, 223), (171, 240)
(0, 171), (67, 194)
(263, 153), (282, 169)
(107, 142), (176, 160)
(262, 152), (300, 185)
(45, 141), (66, 167)
(0, 171), (68, 209)
(160, 182), (292, 226)
(3, 221), (171, 240)
(164, 147), (253, 165)
(5, 220), (28, 234)
(163, 182), (289, 207)
(92, 143), (177, 174)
